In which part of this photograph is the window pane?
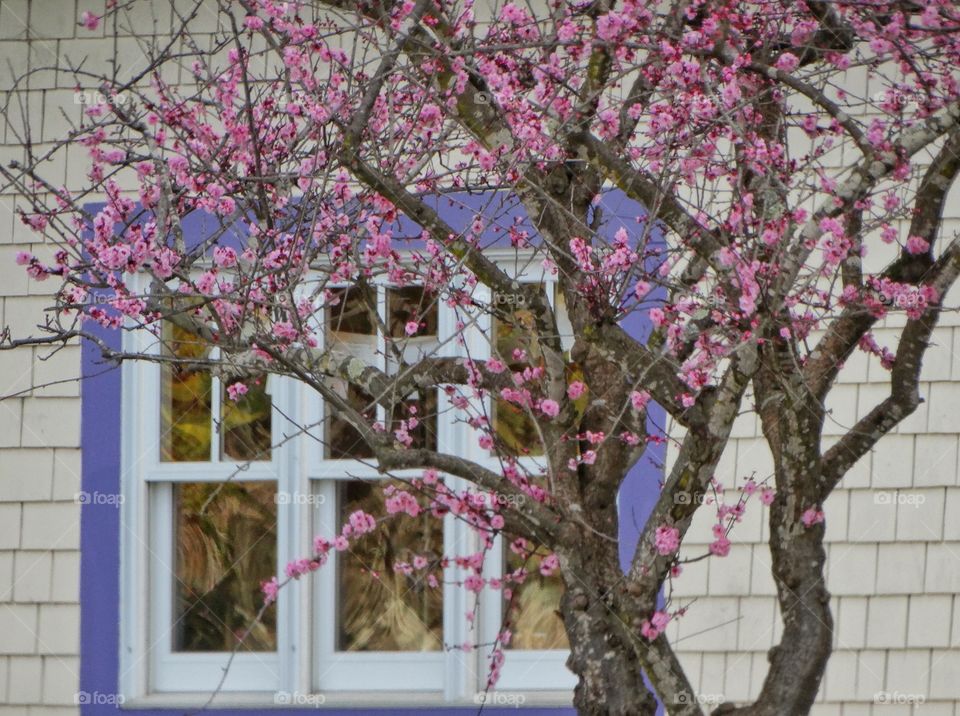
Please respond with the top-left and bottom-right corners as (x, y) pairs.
(324, 381), (376, 459)
(160, 323), (213, 462)
(173, 481), (277, 652)
(337, 480), (443, 652)
(553, 283), (575, 354)
(391, 388), (438, 452)
(325, 287), (378, 460)
(492, 292), (544, 457)
(326, 286), (376, 337)
(505, 545), (568, 650)
(387, 286), (438, 338)
(221, 375), (272, 461)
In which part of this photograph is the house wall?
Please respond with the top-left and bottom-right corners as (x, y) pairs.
(0, 1), (90, 713)
(0, 2), (956, 714)
(666, 313), (960, 715)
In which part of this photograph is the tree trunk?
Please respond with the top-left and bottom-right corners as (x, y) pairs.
(720, 456), (833, 714)
(747, 507), (833, 716)
(558, 527), (660, 716)
(561, 584), (659, 716)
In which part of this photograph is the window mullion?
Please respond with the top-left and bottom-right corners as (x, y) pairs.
(376, 283), (387, 428)
(210, 346), (221, 463)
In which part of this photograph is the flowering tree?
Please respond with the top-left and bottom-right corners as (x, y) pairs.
(3, 0), (960, 713)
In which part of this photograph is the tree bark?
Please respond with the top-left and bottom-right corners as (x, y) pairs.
(561, 578), (659, 716)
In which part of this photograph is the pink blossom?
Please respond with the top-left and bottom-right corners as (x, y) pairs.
(760, 487), (775, 506)
(709, 536), (731, 557)
(567, 381), (586, 400)
(15, 251), (32, 266)
(405, 320), (419, 336)
(261, 577), (279, 604)
(244, 14), (264, 30)
(348, 509), (377, 535)
(226, 382), (248, 401)
(213, 246), (238, 267)
(775, 53), (800, 72)
(801, 507), (825, 527)
(540, 399), (560, 418)
(487, 358), (506, 373)
(630, 391), (651, 411)
(539, 554), (559, 576)
(654, 525), (680, 556)
(79, 11), (100, 31)
(905, 235), (930, 255)
(640, 610), (670, 640)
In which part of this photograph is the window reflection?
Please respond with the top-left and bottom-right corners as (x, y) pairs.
(324, 285), (440, 459)
(326, 286), (376, 336)
(221, 375), (272, 461)
(492, 289), (544, 457)
(160, 323), (213, 462)
(325, 287), (378, 459)
(504, 545), (568, 650)
(173, 481), (277, 652)
(390, 388), (438, 452)
(325, 382), (376, 459)
(337, 480), (443, 651)
(387, 286), (438, 338)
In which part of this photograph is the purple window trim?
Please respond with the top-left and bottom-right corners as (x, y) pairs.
(79, 195), (665, 715)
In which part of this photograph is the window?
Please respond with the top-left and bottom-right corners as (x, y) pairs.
(119, 265), (575, 706)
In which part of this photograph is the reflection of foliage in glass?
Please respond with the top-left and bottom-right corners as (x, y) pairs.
(324, 285), (442, 458)
(505, 545), (568, 650)
(387, 286), (438, 337)
(325, 383), (376, 459)
(391, 389), (438, 452)
(492, 298), (544, 457)
(337, 480), (443, 652)
(325, 286), (377, 460)
(161, 323), (212, 462)
(326, 286), (375, 335)
(174, 481), (277, 652)
(222, 376), (272, 461)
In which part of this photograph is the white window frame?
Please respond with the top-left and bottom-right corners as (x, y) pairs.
(118, 258), (575, 706)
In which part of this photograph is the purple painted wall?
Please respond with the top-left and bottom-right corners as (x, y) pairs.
(79, 193), (665, 714)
